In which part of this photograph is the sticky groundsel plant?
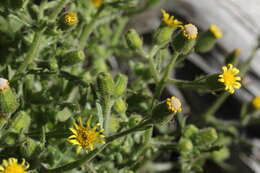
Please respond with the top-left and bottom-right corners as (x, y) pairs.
(0, 0), (259, 173)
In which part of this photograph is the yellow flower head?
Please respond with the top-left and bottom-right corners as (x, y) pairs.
(91, 0), (103, 8)
(166, 96), (182, 113)
(161, 9), (183, 28)
(64, 12), (78, 26)
(182, 24), (198, 39)
(0, 158), (29, 173)
(218, 64), (241, 94)
(209, 24), (223, 38)
(0, 78), (9, 91)
(68, 115), (105, 153)
(252, 96), (260, 109)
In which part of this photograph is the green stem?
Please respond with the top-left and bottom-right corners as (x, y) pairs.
(79, 10), (119, 49)
(167, 79), (207, 90)
(103, 100), (114, 135)
(201, 92), (230, 121)
(45, 144), (107, 173)
(18, 29), (44, 73)
(154, 51), (180, 100)
(240, 46), (259, 76)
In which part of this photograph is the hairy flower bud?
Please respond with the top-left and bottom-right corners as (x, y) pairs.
(96, 72), (115, 99)
(178, 138), (193, 153)
(61, 50), (85, 66)
(225, 48), (241, 65)
(153, 26), (174, 45)
(10, 111), (31, 132)
(0, 78), (19, 116)
(172, 24), (198, 55)
(114, 74), (128, 97)
(151, 96), (182, 124)
(20, 138), (42, 157)
(113, 98), (127, 114)
(193, 128), (218, 147)
(184, 124), (199, 138)
(125, 29), (143, 51)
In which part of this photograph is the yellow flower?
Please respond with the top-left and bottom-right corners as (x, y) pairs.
(91, 0), (103, 8)
(166, 96), (182, 113)
(252, 96), (260, 109)
(161, 9), (183, 28)
(209, 24), (222, 38)
(182, 24), (198, 39)
(64, 12), (78, 26)
(0, 158), (29, 173)
(68, 115), (105, 153)
(218, 64), (241, 94)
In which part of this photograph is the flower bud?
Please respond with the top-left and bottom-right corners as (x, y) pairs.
(151, 96), (182, 124)
(172, 24), (198, 55)
(178, 138), (193, 153)
(60, 12), (78, 29)
(61, 50), (85, 66)
(211, 147), (230, 162)
(225, 48), (241, 65)
(183, 124), (199, 138)
(4, 132), (18, 146)
(125, 29), (143, 51)
(20, 137), (42, 157)
(193, 128), (218, 147)
(113, 98), (127, 114)
(129, 114), (143, 127)
(10, 111), (31, 132)
(114, 74), (128, 97)
(96, 72), (114, 99)
(0, 78), (19, 116)
(195, 25), (222, 53)
(153, 26), (174, 45)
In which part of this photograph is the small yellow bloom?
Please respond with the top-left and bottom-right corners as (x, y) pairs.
(252, 96), (260, 109)
(182, 24), (198, 39)
(166, 96), (182, 113)
(218, 64), (241, 94)
(64, 12), (78, 26)
(68, 115), (105, 153)
(91, 0), (103, 8)
(209, 24), (223, 38)
(161, 9), (183, 28)
(0, 158), (29, 173)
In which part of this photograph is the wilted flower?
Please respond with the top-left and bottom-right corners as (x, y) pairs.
(182, 24), (198, 39)
(166, 96), (182, 113)
(64, 12), (78, 26)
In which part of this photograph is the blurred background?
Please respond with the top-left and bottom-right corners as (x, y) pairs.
(129, 0), (260, 172)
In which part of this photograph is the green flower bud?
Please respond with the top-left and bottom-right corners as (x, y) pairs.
(114, 74), (128, 97)
(195, 24), (222, 53)
(96, 72), (114, 99)
(205, 74), (223, 91)
(129, 114), (143, 127)
(153, 26), (174, 45)
(225, 48), (241, 65)
(61, 50), (85, 66)
(4, 132), (18, 146)
(211, 147), (230, 162)
(172, 24), (198, 55)
(151, 96), (182, 124)
(20, 137), (42, 157)
(125, 29), (143, 51)
(10, 111), (31, 132)
(184, 124), (199, 138)
(108, 118), (120, 132)
(178, 138), (193, 153)
(113, 98), (127, 114)
(193, 128), (218, 147)
(0, 78), (19, 116)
